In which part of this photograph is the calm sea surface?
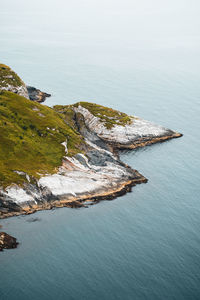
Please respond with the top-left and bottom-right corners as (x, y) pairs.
(0, 1), (200, 299)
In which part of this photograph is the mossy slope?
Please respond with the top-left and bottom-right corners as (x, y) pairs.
(53, 105), (78, 131)
(0, 91), (84, 187)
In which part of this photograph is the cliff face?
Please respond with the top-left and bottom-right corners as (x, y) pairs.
(0, 66), (182, 219)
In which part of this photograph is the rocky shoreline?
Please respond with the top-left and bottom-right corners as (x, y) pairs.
(0, 170), (147, 219)
(112, 132), (182, 150)
(1, 178), (148, 218)
(0, 129), (181, 224)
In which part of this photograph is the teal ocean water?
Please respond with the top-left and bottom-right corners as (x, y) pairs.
(1, 1), (200, 299)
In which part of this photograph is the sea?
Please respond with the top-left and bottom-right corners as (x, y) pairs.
(0, 1), (200, 299)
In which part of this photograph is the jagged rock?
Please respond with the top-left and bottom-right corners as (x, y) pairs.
(0, 232), (18, 251)
(27, 86), (51, 103)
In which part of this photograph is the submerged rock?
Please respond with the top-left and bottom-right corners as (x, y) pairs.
(0, 232), (18, 251)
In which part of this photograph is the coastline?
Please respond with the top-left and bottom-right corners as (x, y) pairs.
(0, 126), (182, 220)
(0, 170), (147, 219)
(112, 132), (183, 150)
(0, 130), (182, 220)
(0, 66), (182, 224)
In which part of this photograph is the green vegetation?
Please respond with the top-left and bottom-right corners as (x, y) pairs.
(0, 91), (85, 188)
(0, 64), (24, 89)
(73, 102), (133, 129)
(53, 105), (78, 131)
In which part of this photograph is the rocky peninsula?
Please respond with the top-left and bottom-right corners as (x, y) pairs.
(0, 64), (182, 223)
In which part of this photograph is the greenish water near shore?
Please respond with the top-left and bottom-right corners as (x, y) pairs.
(0, 0), (200, 299)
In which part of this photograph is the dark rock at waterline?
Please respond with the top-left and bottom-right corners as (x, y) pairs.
(65, 201), (86, 208)
(0, 232), (18, 251)
(27, 86), (51, 103)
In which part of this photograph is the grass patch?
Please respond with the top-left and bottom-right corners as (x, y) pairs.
(0, 91), (85, 188)
(53, 105), (78, 130)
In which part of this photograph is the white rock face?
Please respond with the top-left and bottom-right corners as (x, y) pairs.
(61, 140), (68, 155)
(5, 186), (34, 204)
(1, 84), (29, 99)
(74, 105), (172, 145)
(38, 153), (129, 197)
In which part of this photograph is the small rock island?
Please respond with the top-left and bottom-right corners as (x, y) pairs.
(0, 63), (182, 249)
(0, 232), (18, 251)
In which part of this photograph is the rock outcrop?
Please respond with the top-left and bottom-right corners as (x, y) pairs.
(27, 86), (51, 103)
(0, 232), (18, 251)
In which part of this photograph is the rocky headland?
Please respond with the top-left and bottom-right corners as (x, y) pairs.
(0, 64), (182, 222)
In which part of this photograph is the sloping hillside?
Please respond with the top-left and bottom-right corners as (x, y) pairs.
(0, 91), (85, 187)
